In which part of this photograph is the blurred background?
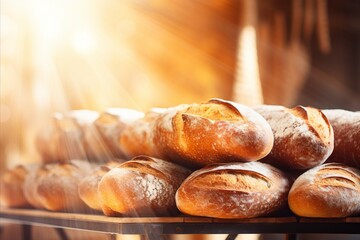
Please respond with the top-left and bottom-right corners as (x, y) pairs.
(0, 0), (359, 239)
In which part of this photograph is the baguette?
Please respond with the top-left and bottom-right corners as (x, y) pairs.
(98, 156), (191, 216)
(120, 99), (274, 168)
(323, 109), (360, 168)
(254, 105), (334, 170)
(175, 162), (291, 218)
(288, 163), (360, 217)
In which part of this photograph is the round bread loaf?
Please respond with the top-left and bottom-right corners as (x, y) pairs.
(288, 163), (360, 218)
(0, 165), (35, 208)
(175, 162), (291, 218)
(35, 160), (93, 212)
(78, 161), (122, 211)
(120, 99), (274, 169)
(254, 105), (334, 170)
(98, 156), (191, 216)
(323, 109), (360, 168)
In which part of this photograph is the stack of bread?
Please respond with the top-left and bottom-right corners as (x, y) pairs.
(0, 98), (359, 219)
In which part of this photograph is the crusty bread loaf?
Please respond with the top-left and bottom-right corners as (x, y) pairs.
(36, 111), (99, 163)
(23, 164), (54, 209)
(35, 160), (93, 212)
(0, 165), (35, 208)
(254, 105), (334, 170)
(288, 163), (360, 218)
(120, 99), (274, 168)
(119, 108), (165, 159)
(98, 156), (191, 216)
(78, 161), (122, 211)
(94, 108), (144, 159)
(175, 162), (291, 219)
(323, 109), (360, 168)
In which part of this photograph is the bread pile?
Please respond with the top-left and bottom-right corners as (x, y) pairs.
(1, 99), (359, 219)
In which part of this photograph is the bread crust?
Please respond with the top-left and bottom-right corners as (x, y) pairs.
(94, 108), (144, 159)
(323, 109), (360, 168)
(35, 160), (93, 212)
(0, 165), (33, 208)
(288, 163), (360, 217)
(98, 156), (191, 216)
(120, 99), (274, 168)
(78, 161), (121, 211)
(254, 105), (334, 170)
(175, 162), (290, 218)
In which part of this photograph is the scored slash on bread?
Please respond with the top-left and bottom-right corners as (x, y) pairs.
(175, 162), (291, 219)
(323, 109), (360, 169)
(98, 156), (191, 217)
(288, 163), (360, 218)
(254, 105), (334, 170)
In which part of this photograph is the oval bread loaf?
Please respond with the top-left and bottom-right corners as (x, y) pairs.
(78, 161), (121, 211)
(254, 105), (334, 170)
(120, 99), (274, 168)
(0, 165), (35, 208)
(288, 163), (360, 218)
(323, 109), (360, 168)
(94, 108), (144, 159)
(98, 156), (191, 216)
(175, 162), (291, 218)
(35, 160), (93, 212)
(23, 164), (54, 209)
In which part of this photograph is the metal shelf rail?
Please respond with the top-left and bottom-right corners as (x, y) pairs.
(0, 208), (359, 240)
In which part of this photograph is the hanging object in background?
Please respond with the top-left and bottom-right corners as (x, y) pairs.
(257, 0), (332, 106)
(316, 0), (332, 54)
(233, 0), (263, 106)
(283, 0), (310, 106)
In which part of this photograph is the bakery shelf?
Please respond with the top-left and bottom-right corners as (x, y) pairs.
(0, 207), (359, 240)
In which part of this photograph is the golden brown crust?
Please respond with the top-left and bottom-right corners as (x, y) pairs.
(119, 109), (165, 159)
(98, 156), (191, 216)
(94, 109), (144, 159)
(255, 105), (334, 170)
(122, 99), (272, 169)
(175, 162), (290, 218)
(78, 161), (122, 211)
(158, 99), (274, 168)
(288, 163), (360, 217)
(0, 165), (33, 208)
(35, 160), (93, 212)
(323, 109), (360, 168)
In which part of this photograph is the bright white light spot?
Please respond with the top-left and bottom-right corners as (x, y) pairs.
(72, 31), (96, 54)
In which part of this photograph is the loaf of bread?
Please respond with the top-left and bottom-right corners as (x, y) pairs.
(98, 156), (191, 216)
(119, 108), (164, 158)
(23, 164), (53, 209)
(36, 111), (99, 163)
(254, 105), (334, 170)
(288, 163), (360, 218)
(94, 108), (144, 159)
(175, 162), (291, 219)
(323, 109), (360, 168)
(120, 99), (274, 168)
(35, 160), (94, 212)
(78, 161), (121, 211)
(0, 165), (35, 208)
